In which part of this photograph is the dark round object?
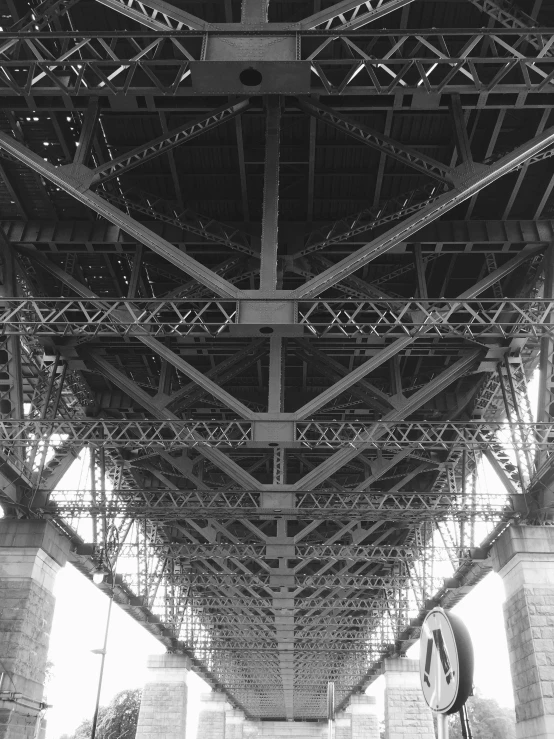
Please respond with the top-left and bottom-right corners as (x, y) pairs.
(0, 399), (12, 414)
(239, 68), (263, 87)
(446, 611), (474, 714)
(259, 326), (274, 334)
(0, 371), (10, 392)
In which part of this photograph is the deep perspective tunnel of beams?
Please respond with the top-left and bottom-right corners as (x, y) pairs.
(0, 0), (553, 731)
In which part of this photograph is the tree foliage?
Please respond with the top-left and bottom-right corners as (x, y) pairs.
(448, 693), (516, 739)
(64, 689), (142, 739)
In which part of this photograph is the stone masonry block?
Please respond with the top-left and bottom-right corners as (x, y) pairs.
(384, 660), (434, 739)
(0, 520), (70, 567)
(493, 526), (554, 739)
(136, 655), (189, 739)
(0, 522), (68, 739)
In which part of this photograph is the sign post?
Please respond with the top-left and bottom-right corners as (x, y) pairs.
(419, 608), (474, 739)
(437, 714), (449, 739)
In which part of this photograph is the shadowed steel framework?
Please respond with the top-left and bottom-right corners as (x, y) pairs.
(0, 0), (553, 724)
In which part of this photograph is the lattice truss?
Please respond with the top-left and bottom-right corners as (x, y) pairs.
(0, 0), (554, 723)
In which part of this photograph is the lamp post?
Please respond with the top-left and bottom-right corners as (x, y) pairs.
(91, 524), (119, 739)
(327, 681), (335, 739)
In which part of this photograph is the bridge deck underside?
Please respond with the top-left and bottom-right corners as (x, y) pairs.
(0, 0), (553, 723)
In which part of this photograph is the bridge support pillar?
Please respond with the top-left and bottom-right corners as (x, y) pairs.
(225, 708), (245, 738)
(243, 718), (261, 737)
(135, 654), (191, 739)
(0, 519), (69, 739)
(335, 710), (352, 739)
(197, 692), (227, 738)
(383, 658), (435, 739)
(492, 525), (554, 739)
(348, 695), (379, 738)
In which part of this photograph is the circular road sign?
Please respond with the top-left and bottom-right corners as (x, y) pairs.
(419, 607), (474, 715)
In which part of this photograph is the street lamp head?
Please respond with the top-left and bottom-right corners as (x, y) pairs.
(93, 566), (107, 584)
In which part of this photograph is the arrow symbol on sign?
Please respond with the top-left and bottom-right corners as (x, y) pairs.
(433, 628), (453, 685)
(423, 638), (433, 688)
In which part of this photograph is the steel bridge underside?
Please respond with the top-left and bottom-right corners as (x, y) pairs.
(1, 0), (554, 723)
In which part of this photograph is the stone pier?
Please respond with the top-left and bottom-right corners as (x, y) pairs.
(0, 520), (69, 739)
(225, 708), (246, 739)
(492, 525), (554, 739)
(135, 654), (190, 739)
(197, 692), (227, 739)
(348, 694), (379, 739)
(257, 721), (326, 738)
(383, 658), (435, 739)
(334, 710), (352, 739)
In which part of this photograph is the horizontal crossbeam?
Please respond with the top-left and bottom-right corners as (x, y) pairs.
(0, 29), (553, 96)
(48, 495), (512, 523)
(2, 297), (550, 339)
(3, 419), (551, 449)
(4, 219), (552, 250)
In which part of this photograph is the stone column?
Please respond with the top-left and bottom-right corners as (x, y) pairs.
(197, 692), (227, 739)
(349, 695), (379, 739)
(335, 709), (352, 739)
(0, 519), (69, 739)
(492, 525), (554, 739)
(135, 654), (191, 739)
(383, 658), (435, 739)
(225, 708), (245, 739)
(243, 719), (261, 738)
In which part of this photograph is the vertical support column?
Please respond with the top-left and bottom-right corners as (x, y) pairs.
(127, 244), (144, 299)
(269, 334), (286, 485)
(243, 719), (261, 737)
(449, 93), (473, 167)
(349, 695), (379, 739)
(73, 96), (99, 166)
(135, 654), (191, 739)
(537, 245), (554, 471)
(492, 526), (554, 739)
(0, 520), (70, 739)
(241, 0), (268, 25)
(0, 235), (24, 467)
(225, 708), (245, 739)
(197, 692), (227, 739)
(383, 658), (435, 739)
(413, 244), (428, 300)
(335, 709), (352, 739)
(268, 335), (284, 413)
(260, 97), (281, 293)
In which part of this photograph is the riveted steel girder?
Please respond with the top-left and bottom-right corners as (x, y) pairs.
(0, 134), (243, 299)
(296, 98), (456, 184)
(292, 130), (554, 298)
(297, 0), (416, 30)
